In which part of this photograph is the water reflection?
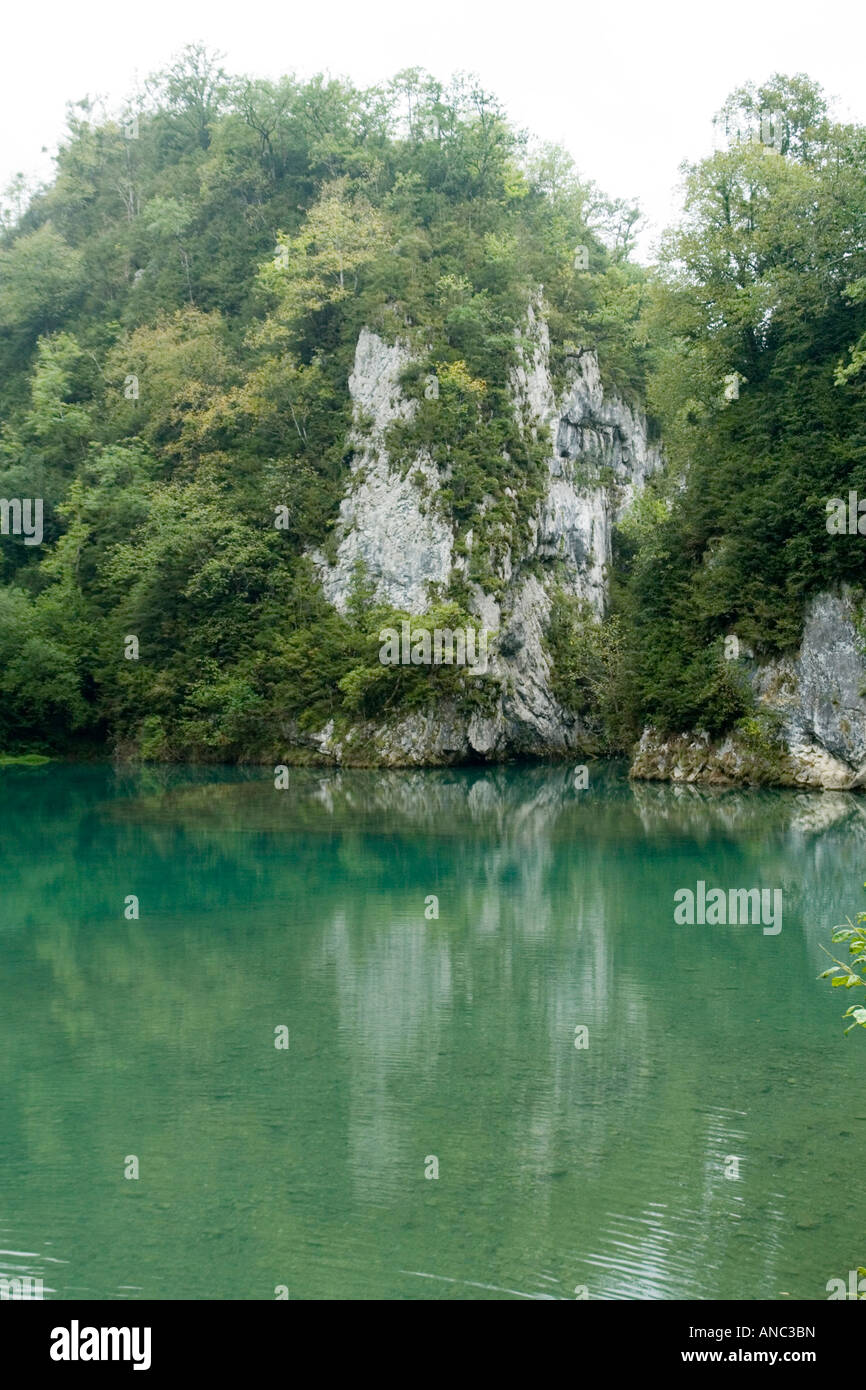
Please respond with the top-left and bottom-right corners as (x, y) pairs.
(0, 762), (863, 1299)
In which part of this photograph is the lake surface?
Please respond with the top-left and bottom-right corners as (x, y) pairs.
(1, 761), (864, 1301)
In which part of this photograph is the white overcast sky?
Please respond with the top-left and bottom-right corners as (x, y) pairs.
(2, 0), (865, 260)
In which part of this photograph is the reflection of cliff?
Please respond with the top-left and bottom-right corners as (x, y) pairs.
(95, 759), (866, 845)
(314, 831), (646, 1207)
(0, 763), (863, 1298)
(629, 777), (866, 840)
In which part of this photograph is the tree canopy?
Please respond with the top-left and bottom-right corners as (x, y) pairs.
(0, 54), (862, 760)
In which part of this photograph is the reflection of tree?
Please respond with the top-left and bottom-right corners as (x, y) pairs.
(0, 763), (862, 1298)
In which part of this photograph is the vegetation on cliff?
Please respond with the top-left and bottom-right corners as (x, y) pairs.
(1, 52), (864, 761)
(617, 75), (866, 739)
(0, 47), (645, 758)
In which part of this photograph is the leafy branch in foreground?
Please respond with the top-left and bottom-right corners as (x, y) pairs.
(819, 890), (866, 1033)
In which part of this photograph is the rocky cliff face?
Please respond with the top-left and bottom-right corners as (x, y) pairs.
(300, 309), (866, 786)
(631, 589), (866, 790)
(315, 329), (453, 614)
(306, 302), (662, 765)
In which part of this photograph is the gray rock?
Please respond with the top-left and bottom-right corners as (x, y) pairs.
(756, 589), (866, 779)
(304, 301), (663, 764)
(312, 329), (453, 612)
(631, 589), (866, 789)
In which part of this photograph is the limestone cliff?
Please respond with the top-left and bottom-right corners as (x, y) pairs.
(297, 308), (866, 787)
(631, 589), (866, 790)
(304, 301), (662, 765)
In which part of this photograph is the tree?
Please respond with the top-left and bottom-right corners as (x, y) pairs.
(256, 177), (391, 337)
(147, 43), (230, 150)
(0, 225), (84, 341)
(620, 74), (866, 734)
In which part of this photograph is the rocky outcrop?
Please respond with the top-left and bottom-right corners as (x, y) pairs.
(313, 330), (453, 613)
(300, 310), (866, 784)
(631, 589), (866, 790)
(306, 301), (662, 765)
(539, 344), (660, 614)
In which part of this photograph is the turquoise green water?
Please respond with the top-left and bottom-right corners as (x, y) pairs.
(1, 762), (864, 1301)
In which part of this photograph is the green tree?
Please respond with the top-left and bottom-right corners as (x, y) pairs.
(0, 225), (84, 341)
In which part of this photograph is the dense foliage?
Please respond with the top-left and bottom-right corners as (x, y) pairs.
(1, 54), (864, 760)
(616, 75), (866, 737)
(0, 47), (645, 758)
